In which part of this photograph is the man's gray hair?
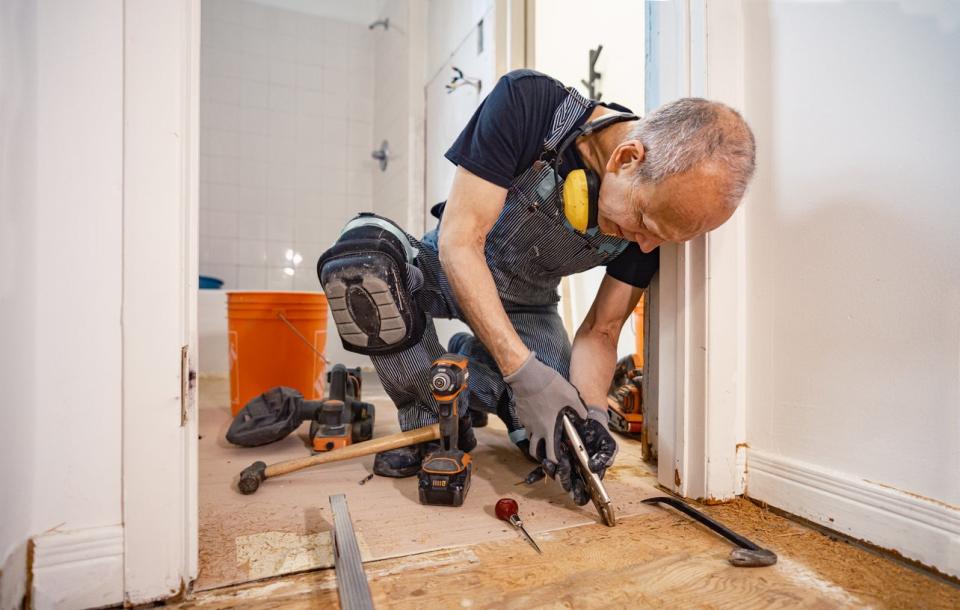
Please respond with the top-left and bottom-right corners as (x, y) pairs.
(630, 98), (756, 208)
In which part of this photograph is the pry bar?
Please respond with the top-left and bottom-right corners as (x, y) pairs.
(642, 496), (777, 567)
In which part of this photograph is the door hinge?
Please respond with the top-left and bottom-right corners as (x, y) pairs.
(181, 345), (189, 426)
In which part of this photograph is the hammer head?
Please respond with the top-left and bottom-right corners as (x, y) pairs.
(238, 461), (267, 494)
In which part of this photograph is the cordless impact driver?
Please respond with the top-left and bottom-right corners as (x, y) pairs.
(418, 354), (472, 507)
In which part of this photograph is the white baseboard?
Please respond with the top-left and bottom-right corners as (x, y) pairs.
(31, 525), (124, 610)
(748, 450), (960, 579)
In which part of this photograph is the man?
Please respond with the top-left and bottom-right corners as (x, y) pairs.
(318, 69), (755, 504)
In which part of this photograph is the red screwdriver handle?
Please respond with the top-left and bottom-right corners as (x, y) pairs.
(495, 497), (519, 521)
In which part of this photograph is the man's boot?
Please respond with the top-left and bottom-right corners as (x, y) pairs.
(373, 414), (478, 478)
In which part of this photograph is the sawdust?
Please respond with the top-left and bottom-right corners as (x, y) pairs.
(603, 462), (658, 482)
(701, 498), (960, 609)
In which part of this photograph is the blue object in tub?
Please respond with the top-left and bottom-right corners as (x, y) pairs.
(199, 275), (224, 289)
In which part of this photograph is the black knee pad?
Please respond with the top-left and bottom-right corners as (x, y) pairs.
(318, 214), (426, 355)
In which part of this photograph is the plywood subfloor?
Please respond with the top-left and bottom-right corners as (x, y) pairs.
(178, 496), (960, 609)
(197, 375), (662, 591)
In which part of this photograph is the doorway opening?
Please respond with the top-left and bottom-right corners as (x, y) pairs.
(193, 0), (655, 592)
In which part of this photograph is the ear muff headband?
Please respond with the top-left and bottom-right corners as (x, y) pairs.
(555, 111), (638, 234)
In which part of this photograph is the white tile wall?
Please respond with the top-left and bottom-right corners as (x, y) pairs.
(371, 0), (412, 230)
(199, 0), (375, 290)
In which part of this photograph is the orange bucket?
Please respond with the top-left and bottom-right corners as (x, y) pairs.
(227, 291), (328, 415)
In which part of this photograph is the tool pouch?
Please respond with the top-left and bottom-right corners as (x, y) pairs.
(226, 386), (305, 447)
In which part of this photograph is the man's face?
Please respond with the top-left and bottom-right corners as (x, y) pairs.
(596, 141), (735, 253)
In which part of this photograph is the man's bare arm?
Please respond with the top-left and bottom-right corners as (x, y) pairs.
(438, 167), (530, 376)
(570, 274), (643, 407)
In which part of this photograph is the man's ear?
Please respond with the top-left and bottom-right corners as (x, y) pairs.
(606, 140), (645, 174)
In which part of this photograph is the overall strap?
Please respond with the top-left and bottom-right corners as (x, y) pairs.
(542, 87), (594, 156)
(552, 111), (640, 161)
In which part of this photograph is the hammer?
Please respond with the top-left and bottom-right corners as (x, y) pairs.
(238, 423), (440, 494)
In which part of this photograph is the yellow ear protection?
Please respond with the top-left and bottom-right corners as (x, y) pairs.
(555, 112), (639, 233)
(562, 169), (600, 233)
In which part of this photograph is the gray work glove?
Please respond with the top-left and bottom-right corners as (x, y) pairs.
(554, 407), (619, 505)
(521, 408), (619, 505)
(503, 352), (589, 465)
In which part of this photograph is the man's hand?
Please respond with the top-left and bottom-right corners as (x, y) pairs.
(520, 404), (620, 506)
(504, 352), (589, 465)
(554, 408), (619, 505)
(505, 353), (620, 505)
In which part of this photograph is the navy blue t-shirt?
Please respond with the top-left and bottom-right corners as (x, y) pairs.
(444, 69), (659, 289)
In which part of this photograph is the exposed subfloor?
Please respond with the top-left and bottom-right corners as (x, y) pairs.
(193, 375), (960, 608)
(197, 374), (660, 591)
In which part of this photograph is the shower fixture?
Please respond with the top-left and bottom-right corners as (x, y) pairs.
(368, 18), (389, 30)
(446, 67), (482, 94)
(581, 44), (604, 100)
(371, 140), (390, 171)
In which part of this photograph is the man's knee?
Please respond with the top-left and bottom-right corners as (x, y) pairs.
(317, 213), (426, 355)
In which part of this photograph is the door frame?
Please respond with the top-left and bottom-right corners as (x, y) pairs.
(119, 1), (751, 602)
(121, 0), (199, 604)
(644, 0), (747, 501)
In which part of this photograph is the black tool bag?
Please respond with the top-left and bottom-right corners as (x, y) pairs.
(226, 366), (375, 448)
(226, 386), (306, 447)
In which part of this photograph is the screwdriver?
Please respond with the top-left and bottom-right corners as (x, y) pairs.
(495, 498), (542, 554)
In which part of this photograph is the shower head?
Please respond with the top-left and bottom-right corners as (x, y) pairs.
(368, 18), (389, 31)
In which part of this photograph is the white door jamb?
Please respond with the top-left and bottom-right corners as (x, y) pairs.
(645, 0), (747, 501)
(121, 0), (200, 603)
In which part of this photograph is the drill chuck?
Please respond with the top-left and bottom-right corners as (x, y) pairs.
(429, 356), (468, 402)
(431, 370), (455, 393)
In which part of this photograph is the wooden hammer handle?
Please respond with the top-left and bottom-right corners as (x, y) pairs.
(263, 424), (440, 479)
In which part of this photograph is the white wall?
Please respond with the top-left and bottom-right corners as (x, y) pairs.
(533, 0), (645, 356)
(0, 1), (37, 606)
(371, 0), (428, 234)
(35, 0), (124, 535)
(741, 0), (960, 574)
(0, 0), (125, 606)
(371, 0), (410, 224)
(199, 0), (375, 291)
(247, 0), (378, 24)
(424, 0), (497, 224)
(427, 0), (495, 83)
(422, 0), (498, 345)
(533, 0), (644, 105)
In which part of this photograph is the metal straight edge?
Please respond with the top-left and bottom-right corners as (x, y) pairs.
(330, 494), (375, 610)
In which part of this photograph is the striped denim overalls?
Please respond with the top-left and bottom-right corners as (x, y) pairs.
(371, 87), (631, 437)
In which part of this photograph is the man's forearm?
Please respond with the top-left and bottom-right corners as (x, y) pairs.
(569, 328), (619, 407)
(440, 243), (530, 376)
